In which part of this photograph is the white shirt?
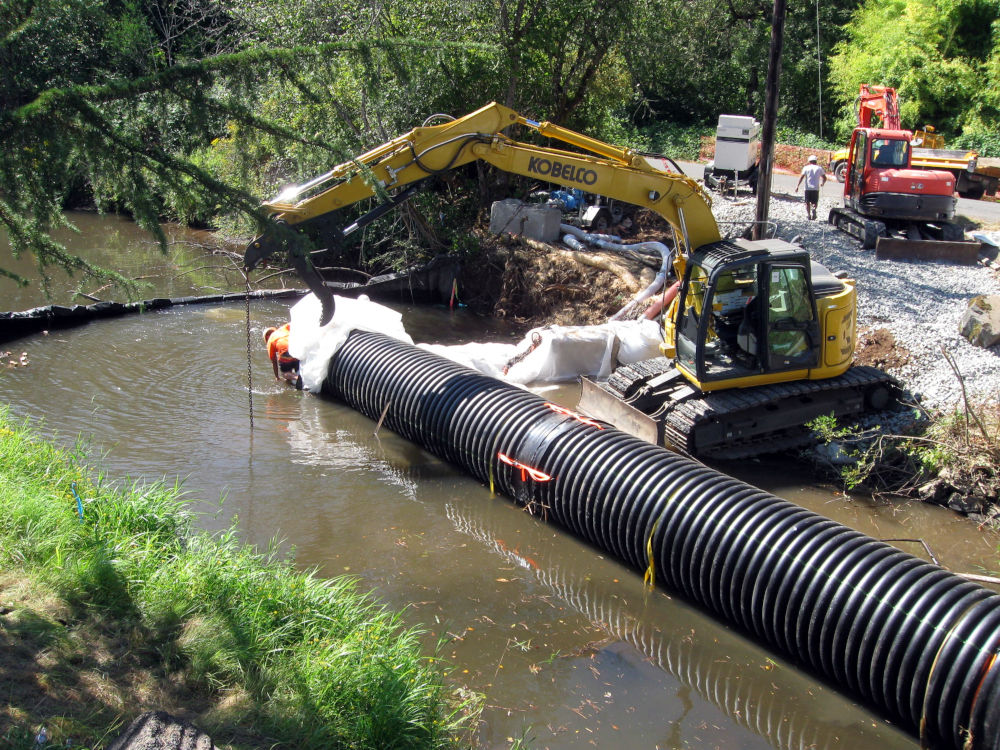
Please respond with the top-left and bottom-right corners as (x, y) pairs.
(801, 163), (825, 190)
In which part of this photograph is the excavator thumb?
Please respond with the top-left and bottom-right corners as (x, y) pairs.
(243, 184), (425, 327)
(244, 221), (336, 326)
(289, 249), (335, 326)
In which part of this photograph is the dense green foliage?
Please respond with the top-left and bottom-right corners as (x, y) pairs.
(808, 399), (1000, 517)
(3, 0), (1000, 292)
(0, 408), (478, 748)
(828, 0), (1000, 146)
(625, 0), (860, 138)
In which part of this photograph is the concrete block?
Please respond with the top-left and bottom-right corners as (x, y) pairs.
(489, 199), (561, 243)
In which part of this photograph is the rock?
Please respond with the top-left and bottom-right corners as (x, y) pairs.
(812, 441), (856, 467)
(106, 712), (216, 750)
(489, 199), (562, 243)
(945, 492), (986, 515)
(918, 478), (948, 503)
(958, 294), (1000, 348)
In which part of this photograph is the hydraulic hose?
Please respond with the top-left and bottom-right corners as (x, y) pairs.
(643, 279), (680, 320)
(322, 330), (1000, 750)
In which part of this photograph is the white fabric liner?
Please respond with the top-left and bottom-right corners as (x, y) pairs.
(287, 293), (665, 391)
(971, 231), (1000, 248)
(288, 294), (413, 392)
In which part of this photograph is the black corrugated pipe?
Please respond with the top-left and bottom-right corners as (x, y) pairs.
(445, 500), (905, 750)
(323, 330), (1000, 750)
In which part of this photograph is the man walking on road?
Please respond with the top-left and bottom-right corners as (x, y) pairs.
(795, 155), (827, 220)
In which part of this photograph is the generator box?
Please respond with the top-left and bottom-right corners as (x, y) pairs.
(714, 115), (760, 173)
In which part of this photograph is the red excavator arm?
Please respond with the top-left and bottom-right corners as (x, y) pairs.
(856, 84), (901, 130)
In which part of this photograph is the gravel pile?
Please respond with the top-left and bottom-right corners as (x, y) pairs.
(708, 189), (1000, 410)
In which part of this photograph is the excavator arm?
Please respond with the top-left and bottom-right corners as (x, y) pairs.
(244, 102), (721, 325)
(856, 84), (901, 130)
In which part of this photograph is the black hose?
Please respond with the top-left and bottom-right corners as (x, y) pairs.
(323, 329), (1000, 750)
(0, 290), (305, 344)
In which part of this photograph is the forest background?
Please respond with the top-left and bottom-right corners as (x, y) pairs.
(3, 0), (1000, 289)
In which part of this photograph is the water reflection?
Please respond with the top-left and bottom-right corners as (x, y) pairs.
(442, 500), (914, 750)
(0, 212), (250, 311)
(277, 387), (915, 749)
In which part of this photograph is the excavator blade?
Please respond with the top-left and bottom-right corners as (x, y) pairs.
(874, 237), (981, 264)
(577, 377), (662, 445)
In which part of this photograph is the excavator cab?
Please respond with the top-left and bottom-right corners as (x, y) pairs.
(578, 237), (876, 457)
(869, 136), (910, 168)
(672, 242), (821, 390)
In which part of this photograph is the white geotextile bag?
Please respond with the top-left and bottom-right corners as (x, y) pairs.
(288, 293), (413, 392)
(503, 319), (663, 384)
(608, 319), (665, 364)
(288, 294), (664, 391)
(418, 341), (519, 380)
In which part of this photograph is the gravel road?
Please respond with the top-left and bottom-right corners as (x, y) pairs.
(708, 188), (1000, 410)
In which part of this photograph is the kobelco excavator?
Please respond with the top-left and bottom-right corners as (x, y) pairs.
(244, 102), (898, 458)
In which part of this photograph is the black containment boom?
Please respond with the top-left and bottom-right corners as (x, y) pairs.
(323, 330), (1000, 750)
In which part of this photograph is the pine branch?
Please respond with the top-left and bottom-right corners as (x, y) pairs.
(74, 99), (267, 225)
(1, 38), (494, 130)
(165, 86), (340, 154)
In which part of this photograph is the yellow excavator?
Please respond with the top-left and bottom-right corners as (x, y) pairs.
(244, 102), (897, 458)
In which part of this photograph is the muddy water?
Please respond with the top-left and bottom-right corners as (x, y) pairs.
(1, 211), (249, 311)
(3, 218), (999, 749)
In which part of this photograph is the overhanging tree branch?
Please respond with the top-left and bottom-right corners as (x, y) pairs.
(2, 39), (493, 130)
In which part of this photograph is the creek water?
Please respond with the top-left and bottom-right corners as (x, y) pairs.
(3, 215), (998, 750)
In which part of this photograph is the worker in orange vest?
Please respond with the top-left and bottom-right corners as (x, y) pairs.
(264, 323), (301, 387)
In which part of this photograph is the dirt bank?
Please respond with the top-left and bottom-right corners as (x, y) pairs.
(460, 217), (670, 330)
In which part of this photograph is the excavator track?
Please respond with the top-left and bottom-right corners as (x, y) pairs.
(593, 362), (900, 460)
(666, 366), (898, 459)
(605, 356), (674, 398)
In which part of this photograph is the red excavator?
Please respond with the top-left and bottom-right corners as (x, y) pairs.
(828, 85), (971, 256)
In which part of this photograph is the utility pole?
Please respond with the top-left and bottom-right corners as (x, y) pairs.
(753, 0), (787, 241)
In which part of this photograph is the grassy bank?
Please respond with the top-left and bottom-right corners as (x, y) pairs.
(0, 408), (480, 749)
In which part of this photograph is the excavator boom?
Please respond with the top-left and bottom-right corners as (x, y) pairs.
(244, 102), (720, 323)
(856, 84), (901, 130)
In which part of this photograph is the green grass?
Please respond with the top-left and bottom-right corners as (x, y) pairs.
(0, 407), (481, 749)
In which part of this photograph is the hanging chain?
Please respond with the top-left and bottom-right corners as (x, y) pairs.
(245, 278), (254, 432)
